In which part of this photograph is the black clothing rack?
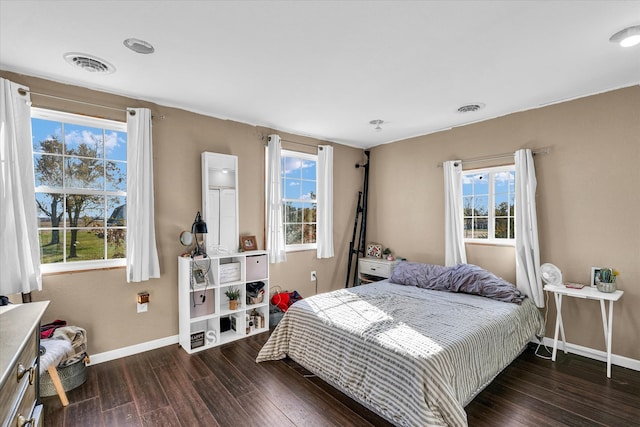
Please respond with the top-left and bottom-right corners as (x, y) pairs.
(345, 151), (370, 288)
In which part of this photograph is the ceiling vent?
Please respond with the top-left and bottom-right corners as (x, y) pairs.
(64, 53), (115, 74)
(457, 103), (485, 113)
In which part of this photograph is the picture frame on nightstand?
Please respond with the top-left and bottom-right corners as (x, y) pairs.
(366, 243), (382, 258)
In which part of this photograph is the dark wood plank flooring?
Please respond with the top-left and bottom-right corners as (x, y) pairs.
(42, 332), (640, 426)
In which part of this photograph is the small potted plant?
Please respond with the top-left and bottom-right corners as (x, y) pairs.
(383, 248), (394, 261)
(597, 268), (619, 293)
(225, 288), (241, 310)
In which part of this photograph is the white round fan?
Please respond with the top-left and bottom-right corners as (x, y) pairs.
(540, 263), (563, 287)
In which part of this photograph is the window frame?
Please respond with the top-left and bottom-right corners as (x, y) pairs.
(31, 107), (127, 274)
(281, 149), (318, 252)
(462, 164), (516, 246)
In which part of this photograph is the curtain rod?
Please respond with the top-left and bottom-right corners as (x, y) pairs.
(262, 134), (325, 150)
(437, 147), (551, 168)
(16, 88), (165, 119)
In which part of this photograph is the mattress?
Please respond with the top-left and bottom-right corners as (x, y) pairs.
(256, 280), (544, 426)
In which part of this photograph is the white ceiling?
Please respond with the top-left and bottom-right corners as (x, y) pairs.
(1, 1), (639, 148)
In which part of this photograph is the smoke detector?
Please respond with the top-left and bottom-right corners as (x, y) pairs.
(123, 38), (155, 54)
(457, 103), (485, 113)
(64, 53), (115, 74)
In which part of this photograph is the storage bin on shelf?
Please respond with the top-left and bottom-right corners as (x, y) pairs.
(246, 281), (266, 305)
(220, 262), (241, 283)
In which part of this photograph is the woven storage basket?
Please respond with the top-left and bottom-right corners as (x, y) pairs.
(40, 358), (87, 397)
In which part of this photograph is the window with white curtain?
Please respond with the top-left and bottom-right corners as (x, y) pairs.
(462, 165), (515, 243)
(281, 149), (317, 251)
(31, 108), (127, 272)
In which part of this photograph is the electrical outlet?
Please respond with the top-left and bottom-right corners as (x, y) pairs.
(137, 291), (149, 313)
(311, 271), (317, 281)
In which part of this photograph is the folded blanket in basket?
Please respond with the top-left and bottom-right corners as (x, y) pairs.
(52, 326), (88, 367)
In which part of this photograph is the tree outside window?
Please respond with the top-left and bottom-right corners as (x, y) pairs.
(32, 108), (127, 271)
(281, 150), (317, 251)
(463, 166), (515, 242)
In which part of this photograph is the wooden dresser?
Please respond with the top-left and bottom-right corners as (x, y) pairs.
(1, 301), (49, 427)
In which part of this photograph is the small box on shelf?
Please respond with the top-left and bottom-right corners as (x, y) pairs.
(220, 262), (241, 283)
(190, 330), (205, 350)
(220, 316), (232, 332)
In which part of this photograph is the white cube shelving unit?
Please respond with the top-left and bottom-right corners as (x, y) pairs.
(178, 251), (269, 353)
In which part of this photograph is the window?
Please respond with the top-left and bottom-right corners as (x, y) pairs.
(31, 108), (127, 272)
(281, 150), (317, 251)
(463, 165), (515, 243)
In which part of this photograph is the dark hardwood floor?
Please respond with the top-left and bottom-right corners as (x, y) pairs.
(42, 332), (640, 426)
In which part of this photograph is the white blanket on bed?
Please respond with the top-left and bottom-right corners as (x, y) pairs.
(256, 281), (544, 427)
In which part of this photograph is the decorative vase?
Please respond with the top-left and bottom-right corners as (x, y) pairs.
(596, 282), (617, 293)
(229, 300), (238, 310)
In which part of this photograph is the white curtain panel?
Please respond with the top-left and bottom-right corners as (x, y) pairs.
(126, 108), (160, 282)
(514, 149), (544, 307)
(266, 135), (287, 263)
(443, 160), (467, 266)
(0, 78), (42, 294)
(316, 145), (334, 258)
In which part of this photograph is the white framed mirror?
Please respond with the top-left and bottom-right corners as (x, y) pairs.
(201, 152), (239, 254)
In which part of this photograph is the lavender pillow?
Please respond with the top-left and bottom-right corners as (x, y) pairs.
(390, 261), (525, 304)
(389, 262), (450, 290)
(446, 264), (526, 304)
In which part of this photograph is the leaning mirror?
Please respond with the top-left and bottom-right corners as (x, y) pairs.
(201, 152), (239, 254)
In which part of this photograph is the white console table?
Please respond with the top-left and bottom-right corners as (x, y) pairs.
(544, 284), (624, 378)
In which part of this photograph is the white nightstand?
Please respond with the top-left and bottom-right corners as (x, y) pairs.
(544, 284), (624, 378)
(358, 258), (398, 285)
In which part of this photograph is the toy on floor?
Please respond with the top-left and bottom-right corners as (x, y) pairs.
(270, 290), (303, 312)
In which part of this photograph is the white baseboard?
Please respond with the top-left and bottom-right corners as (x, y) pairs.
(87, 333), (639, 373)
(535, 336), (640, 372)
(87, 335), (179, 365)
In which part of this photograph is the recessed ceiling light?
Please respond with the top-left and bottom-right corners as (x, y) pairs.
(369, 119), (384, 131)
(457, 103), (485, 113)
(123, 38), (155, 54)
(609, 25), (640, 47)
(63, 53), (115, 74)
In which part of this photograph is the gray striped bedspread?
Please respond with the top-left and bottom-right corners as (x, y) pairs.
(256, 280), (544, 426)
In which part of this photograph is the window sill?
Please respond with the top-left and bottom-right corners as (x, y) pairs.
(41, 259), (126, 276)
(285, 244), (317, 253)
(464, 240), (515, 248)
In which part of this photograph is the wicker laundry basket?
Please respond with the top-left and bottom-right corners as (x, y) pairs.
(40, 357), (87, 397)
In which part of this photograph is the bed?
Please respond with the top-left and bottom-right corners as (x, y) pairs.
(256, 262), (545, 427)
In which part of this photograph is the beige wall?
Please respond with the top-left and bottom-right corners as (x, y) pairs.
(368, 86), (640, 360)
(3, 69), (638, 362)
(1, 71), (364, 354)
